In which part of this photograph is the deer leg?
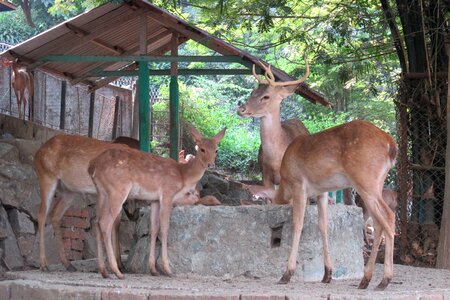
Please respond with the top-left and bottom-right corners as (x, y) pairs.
(37, 175), (58, 272)
(375, 206), (395, 291)
(279, 183), (307, 284)
(149, 201), (161, 276)
(50, 192), (76, 271)
(100, 188), (130, 279)
(356, 191), (395, 290)
(317, 193), (332, 283)
(95, 190), (109, 278)
(112, 212), (123, 271)
(158, 197), (173, 277)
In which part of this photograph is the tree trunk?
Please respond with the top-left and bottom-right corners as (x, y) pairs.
(436, 38), (450, 269)
(16, 0), (35, 28)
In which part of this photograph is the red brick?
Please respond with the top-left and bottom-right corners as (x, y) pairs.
(63, 238), (71, 250)
(71, 238), (84, 251)
(81, 208), (90, 218)
(62, 227), (86, 240)
(101, 289), (149, 300)
(62, 216), (90, 229)
(64, 207), (83, 217)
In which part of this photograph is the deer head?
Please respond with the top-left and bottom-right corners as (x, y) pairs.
(189, 125), (226, 167)
(237, 60), (309, 118)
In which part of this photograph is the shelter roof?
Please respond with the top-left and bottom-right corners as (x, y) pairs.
(0, 0), (330, 106)
(0, 0), (15, 12)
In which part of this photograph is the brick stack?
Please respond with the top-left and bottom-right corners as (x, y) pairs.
(61, 208), (90, 261)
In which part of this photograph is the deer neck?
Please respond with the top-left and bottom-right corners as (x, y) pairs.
(260, 108), (288, 153)
(180, 157), (208, 187)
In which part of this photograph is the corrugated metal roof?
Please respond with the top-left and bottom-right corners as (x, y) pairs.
(0, 0), (330, 106)
(0, 0), (15, 12)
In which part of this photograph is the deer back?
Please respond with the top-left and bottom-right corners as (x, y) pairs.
(281, 120), (397, 195)
(34, 134), (129, 193)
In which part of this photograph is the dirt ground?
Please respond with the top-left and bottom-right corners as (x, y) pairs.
(1, 262), (450, 299)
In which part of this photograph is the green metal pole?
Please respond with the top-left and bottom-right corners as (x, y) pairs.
(169, 75), (180, 160)
(138, 60), (151, 153)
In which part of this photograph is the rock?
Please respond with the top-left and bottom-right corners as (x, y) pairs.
(126, 204), (364, 281)
(7, 209), (35, 235)
(0, 159), (41, 220)
(0, 142), (19, 162)
(0, 208), (7, 240)
(0, 206), (24, 270)
(199, 171), (252, 206)
(1, 139), (42, 165)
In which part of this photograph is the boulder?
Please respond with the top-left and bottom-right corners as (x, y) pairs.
(126, 204), (364, 281)
(0, 206), (24, 270)
(199, 171), (252, 206)
(8, 209), (35, 235)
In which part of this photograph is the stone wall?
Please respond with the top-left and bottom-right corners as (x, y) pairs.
(127, 204), (364, 281)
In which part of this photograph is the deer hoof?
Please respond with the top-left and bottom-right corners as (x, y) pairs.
(100, 270), (109, 279)
(358, 276), (371, 289)
(278, 271), (293, 284)
(40, 265), (50, 272)
(115, 272), (125, 280)
(66, 263), (77, 272)
(321, 266), (332, 283)
(375, 278), (391, 291)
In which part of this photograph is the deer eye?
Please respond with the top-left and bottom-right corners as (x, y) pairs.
(201, 148), (205, 153)
(215, 150), (218, 153)
(260, 95), (270, 101)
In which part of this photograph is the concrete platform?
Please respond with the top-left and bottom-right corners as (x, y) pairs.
(127, 204), (364, 281)
(1, 264), (450, 299)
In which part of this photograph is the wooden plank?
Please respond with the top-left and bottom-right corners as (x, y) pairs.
(59, 80), (67, 129)
(88, 92), (95, 137)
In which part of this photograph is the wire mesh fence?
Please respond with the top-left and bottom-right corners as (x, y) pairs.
(395, 76), (446, 268)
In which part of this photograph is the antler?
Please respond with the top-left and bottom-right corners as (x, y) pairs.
(252, 58), (310, 87)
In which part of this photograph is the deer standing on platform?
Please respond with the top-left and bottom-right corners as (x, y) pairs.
(88, 126), (226, 279)
(237, 61), (310, 200)
(11, 59), (34, 120)
(274, 120), (397, 290)
(34, 135), (139, 272)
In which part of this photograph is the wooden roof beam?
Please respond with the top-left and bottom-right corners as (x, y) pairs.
(69, 30), (173, 86)
(65, 23), (125, 55)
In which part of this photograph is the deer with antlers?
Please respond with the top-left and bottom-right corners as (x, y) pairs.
(11, 58), (34, 120)
(237, 61), (310, 200)
(88, 126), (226, 279)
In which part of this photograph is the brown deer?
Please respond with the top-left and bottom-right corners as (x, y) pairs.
(274, 120), (397, 290)
(237, 61), (310, 200)
(11, 58), (34, 120)
(88, 126), (226, 279)
(355, 188), (398, 244)
(34, 135), (147, 272)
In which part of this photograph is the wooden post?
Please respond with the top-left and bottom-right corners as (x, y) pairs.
(169, 32), (180, 161)
(59, 80), (67, 130)
(88, 92), (95, 137)
(436, 37), (450, 269)
(112, 95), (120, 139)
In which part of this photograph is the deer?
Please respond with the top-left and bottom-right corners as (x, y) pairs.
(11, 58), (34, 120)
(237, 60), (310, 201)
(87, 125), (226, 279)
(34, 135), (142, 272)
(355, 188), (398, 244)
(274, 120), (397, 290)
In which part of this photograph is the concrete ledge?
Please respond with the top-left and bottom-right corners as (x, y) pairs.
(126, 204), (364, 281)
(2, 264), (450, 300)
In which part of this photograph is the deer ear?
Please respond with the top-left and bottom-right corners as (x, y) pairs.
(188, 125), (203, 142)
(213, 127), (226, 143)
(279, 84), (298, 98)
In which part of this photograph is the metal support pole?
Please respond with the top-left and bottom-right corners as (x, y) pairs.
(112, 95), (120, 139)
(138, 60), (150, 152)
(169, 76), (179, 160)
(169, 33), (180, 161)
(88, 92), (95, 137)
(59, 81), (67, 130)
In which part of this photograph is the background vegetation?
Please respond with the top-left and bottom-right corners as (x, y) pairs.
(1, 0), (399, 177)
